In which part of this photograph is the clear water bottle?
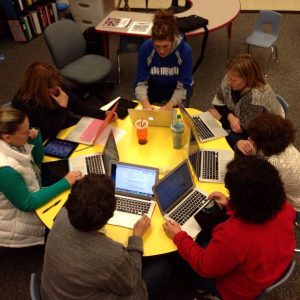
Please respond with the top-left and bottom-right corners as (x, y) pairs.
(171, 114), (185, 149)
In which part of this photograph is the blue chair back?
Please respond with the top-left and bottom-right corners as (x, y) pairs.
(255, 10), (281, 38)
(275, 94), (289, 116)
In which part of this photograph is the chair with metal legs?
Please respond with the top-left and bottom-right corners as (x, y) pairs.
(244, 10), (281, 76)
(30, 273), (42, 300)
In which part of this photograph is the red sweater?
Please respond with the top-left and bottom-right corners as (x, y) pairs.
(173, 202), (295, 300)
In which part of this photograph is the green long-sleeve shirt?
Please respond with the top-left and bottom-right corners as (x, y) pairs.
(0, 132), (70, 212)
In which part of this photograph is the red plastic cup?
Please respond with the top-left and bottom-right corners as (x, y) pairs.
(135, 119), (148, 145)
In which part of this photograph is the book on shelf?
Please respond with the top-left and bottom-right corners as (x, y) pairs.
(37, 5), (48, 29)
(21, 15), (32, 40)
(127, 21), (152, 34)
(7, 19), (27, 42)
(26, 12), (37, 36)
(31, 10), (42, 34)
(51, 2), (59, 21)
(103, 17), (131, 28)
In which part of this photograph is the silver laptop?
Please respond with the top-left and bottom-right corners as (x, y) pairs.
(178, 102), (228, 142)
(108, 161), (158, 229)
(188, 129), (234, 183)
(153, 160), (212, 238)
(69, 130), (119, 175)
(128, 108), (176, 127)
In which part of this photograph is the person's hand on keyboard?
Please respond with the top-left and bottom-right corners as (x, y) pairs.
(133, 215), (151, 238)
(163, 220), (182, 240)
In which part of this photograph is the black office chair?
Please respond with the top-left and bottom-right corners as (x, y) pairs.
(169, 0), (191, 14)
(117, 0), (149, 11)
(44, 19), (113, 91)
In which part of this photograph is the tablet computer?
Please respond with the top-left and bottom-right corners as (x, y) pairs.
(44, 138), (78, 159)
(41, 159), (69, 186)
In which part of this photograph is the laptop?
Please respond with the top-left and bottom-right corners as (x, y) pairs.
(65, 102), (118, 145)
(188, 129), (234, 183)
(153, 159), (212, 238)
(128, 108), (176, 127)
(177, 102), (228, 143)
(41, 130), (119, 186)
(107, 161), (159, 229)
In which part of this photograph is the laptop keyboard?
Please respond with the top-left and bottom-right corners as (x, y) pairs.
(116, 196), (151, 215)
(169, 190), (209, 225)
(85, 155), (104, 174)
(193, 116), (215, 140)
(202, 151), (219, 180)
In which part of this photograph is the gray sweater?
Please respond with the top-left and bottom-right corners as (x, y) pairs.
(212, 75), (284, 129)
(41, 208), (148, 300)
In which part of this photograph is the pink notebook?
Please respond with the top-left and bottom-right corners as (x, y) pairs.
(66, 102), (119, 145)
(79, 119), (103, 142)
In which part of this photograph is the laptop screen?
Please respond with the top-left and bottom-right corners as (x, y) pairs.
(188, 129), (201, 176)
(110, 161), (158, 200)
(102, 131), (119, 173)
(154, 161), (194, 213)
(177, 102), (196, 132)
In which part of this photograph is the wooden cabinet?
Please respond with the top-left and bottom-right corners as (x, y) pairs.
(0, 0), (58, 42)
(69, 0), (115, 32)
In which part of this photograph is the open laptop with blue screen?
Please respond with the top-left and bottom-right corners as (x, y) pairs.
(108, 161), (159, 229)
(153, 159), (212, 238)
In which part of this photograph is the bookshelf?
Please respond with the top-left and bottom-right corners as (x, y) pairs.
(0, 0), (59, 42)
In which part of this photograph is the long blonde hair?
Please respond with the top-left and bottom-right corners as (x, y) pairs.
(18, 62), (61, 109)
(226, 54), (266, 91)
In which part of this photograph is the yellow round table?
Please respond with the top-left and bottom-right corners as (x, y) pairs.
(36, 108), (231, 256)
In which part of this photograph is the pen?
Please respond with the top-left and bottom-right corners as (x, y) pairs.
(75, 145), (93, 152)
(42, 200), (61, 214)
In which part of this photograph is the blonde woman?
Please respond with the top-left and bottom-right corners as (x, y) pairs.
(0, 107), (80, 248)
(209, 54), (284, 148)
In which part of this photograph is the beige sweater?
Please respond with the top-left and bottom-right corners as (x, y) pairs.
(267, 144), (300, 212)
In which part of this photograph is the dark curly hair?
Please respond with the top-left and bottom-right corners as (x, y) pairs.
(65, 174), (116, 232)
(248, 112), (295, 156)
(225, 156), (285, 224)
(152, 9), (178, 42)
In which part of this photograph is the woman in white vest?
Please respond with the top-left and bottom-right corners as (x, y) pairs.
(0, 107), (81, 248)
